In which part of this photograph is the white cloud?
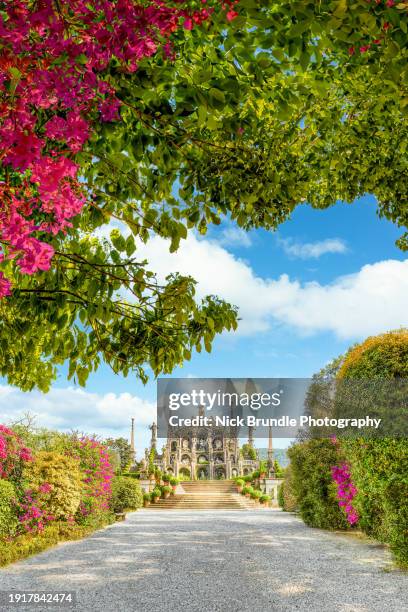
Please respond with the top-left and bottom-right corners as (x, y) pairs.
(0, 386), (156, 458)
(135, 233), (408, 339)
(279, 237), (348, 259)
(218, 226), (252, 248)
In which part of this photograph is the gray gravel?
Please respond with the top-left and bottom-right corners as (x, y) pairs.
(1, 510), (407, 612)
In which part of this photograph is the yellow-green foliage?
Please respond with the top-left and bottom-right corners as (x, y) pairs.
(0, 480), (18, 538)
(339, 329), (408, 379)
(24, 451), (81, 520)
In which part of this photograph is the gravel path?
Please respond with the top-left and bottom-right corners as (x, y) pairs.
(1, 510), (407, 612)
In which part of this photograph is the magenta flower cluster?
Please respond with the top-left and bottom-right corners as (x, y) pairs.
(0, 1), (237, 297)
(72, 436), (114, 517)
(331, 463), (359, 525)
(17, 486), (55, 534)
(0, 424), (32, 479)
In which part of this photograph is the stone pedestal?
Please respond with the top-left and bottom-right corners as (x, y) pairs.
(263, 478), (284, 507)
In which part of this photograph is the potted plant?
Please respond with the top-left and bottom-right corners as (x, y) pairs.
(244, 475), (252, 484)
(151, 488), (161, 503)
(260, 494), (271, 506)
(154, 468), (162, 485)
(143, 493), (151, 508)
(259, 461), (267, 479)
(251, 490), (262, 503)
(236, 478), (245, 493)
(244, 486), (254, 498)
(170, 476), (178, 491)
(252, 469), (260, 480)
(162, 485), (172, 499)
(162, 473), (171, 484)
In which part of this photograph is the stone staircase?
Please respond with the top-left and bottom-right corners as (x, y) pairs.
(147, 480), (257, 511)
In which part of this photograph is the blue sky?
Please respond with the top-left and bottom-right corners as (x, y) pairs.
(1, 194), (407, 454)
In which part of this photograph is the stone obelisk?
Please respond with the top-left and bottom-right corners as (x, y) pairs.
(130, 417), (135, 461)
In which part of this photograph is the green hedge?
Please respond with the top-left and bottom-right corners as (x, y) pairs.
(342, 438), (408, 567)
(287, 439), (349, 530)
(278, 466), (297, 512)
(110, 476), (143, 513)
(0, 480), (18, 538)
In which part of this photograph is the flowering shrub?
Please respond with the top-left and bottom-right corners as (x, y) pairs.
(287, 439), (350, 530)
(331, 463), (359, 526)
(17, 486), (55, 534)
(0, 1), (236, 297)
(0, 424), (32, 481)
(23, 451), (81, 521)
(69, 436), (114, 520)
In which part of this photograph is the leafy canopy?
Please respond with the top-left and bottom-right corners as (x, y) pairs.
(1, 1), (407, 390)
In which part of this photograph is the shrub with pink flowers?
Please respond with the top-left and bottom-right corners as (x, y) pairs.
(0, 424), (32, 481)
(17, 486), (55, 534)
(68, 436), (114, 521)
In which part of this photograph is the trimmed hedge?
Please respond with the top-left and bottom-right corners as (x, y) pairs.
(0, 480), (18, 537)
(339, 330), (408, 568)
(278, 465), (297, 512)
(110, 477), (143, 513)
(342, 437), (408, 567)
(287, 439), (349, 530)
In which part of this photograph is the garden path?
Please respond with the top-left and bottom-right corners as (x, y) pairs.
(1, 510), (407, 612)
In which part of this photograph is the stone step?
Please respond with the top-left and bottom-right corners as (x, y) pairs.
(144, 480), (265, 511)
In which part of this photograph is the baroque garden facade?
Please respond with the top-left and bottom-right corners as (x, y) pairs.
(135, 413), (270, 481)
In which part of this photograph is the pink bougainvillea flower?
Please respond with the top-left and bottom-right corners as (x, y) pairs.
(0, 0), (225, 297)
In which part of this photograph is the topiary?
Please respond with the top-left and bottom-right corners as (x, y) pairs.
(110, 476), (143, 513)
(0, 480), (18, 537)
(23, 451), (81, 520)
